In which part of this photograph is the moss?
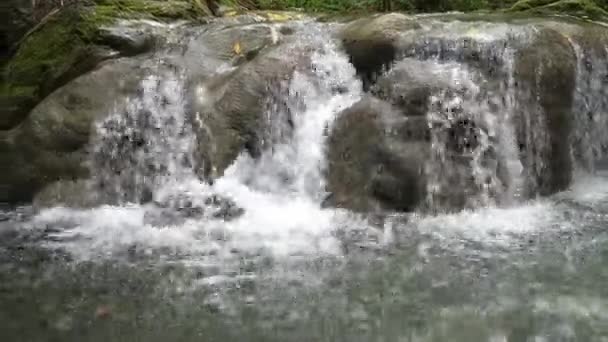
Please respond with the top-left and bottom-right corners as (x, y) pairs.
(510, 0), (608, 18)
(511, 0), (557, 10)
(90, 0), (209, 23)
(2, 0), (210, 130)
(539, 0), (608, 17)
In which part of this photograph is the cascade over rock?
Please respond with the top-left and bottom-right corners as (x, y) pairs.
(513, 27), (577, 196)
(2, 9), (608, 215)
(339, 13), (420, 88)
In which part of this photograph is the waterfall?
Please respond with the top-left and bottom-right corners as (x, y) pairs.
(91, 69), (197, 204)
(39, 23), (364, 261)
(403, 25), (526, 211)
(570, 41), (608, 173)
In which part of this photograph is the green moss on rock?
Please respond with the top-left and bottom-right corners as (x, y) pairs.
(1, 0), (210, 131)
(510, 0), (608, 19)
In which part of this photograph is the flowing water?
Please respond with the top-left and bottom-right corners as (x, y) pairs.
(2, 18), (608, 341)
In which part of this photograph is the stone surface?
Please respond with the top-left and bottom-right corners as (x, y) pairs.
(326, 97), (429, 213)
(513, 27), (577, 196)
(339, 13), (420, 88)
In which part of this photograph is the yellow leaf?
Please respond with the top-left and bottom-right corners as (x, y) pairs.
(233, 41), (242, 56)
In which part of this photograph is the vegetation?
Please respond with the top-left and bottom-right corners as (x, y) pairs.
(221, 0), (607, 15)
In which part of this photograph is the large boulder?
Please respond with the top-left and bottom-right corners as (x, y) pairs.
(513, 27), (577, 196)
(1, 57), (148, 204)
(326, 97), (429, 213)
(187, 41), (309, 180)
(339, 13), (420, 88)
(371, 58), (468, 117)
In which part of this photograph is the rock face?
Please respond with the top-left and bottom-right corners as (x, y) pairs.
(339, 13), (420, 88)
(3, 57), (148, 204)
(514, 27), (577, 196)
(326, 97), (428, 212)
(370, 58), (462, 118)
(188, 50), (303, 179)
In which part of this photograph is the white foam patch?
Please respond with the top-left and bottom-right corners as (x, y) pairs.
(32, 202), (353, 262)
(410, 201), (568, 247)
(560, 175), (608, 204)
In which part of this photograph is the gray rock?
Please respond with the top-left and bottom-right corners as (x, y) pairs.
(339, 13), (420, 88)
(513, 27), (577, 197)
(326, 97), (429, 213)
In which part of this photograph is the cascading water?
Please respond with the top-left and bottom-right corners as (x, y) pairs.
(35, 23), (364, 261)
(91, 69), (196, 204)
(402, 25), (528, 211)
(570, 40), (608, 173)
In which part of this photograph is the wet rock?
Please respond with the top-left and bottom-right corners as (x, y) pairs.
(1, 0), (212, 131)
(326, 97), (428, 212)
(339, 13), (420, 88)
(144, 193), (243, 227)
(1, 58), (147, 204)
(188, 47), (306, 179)
(513, 27), (577, 196)
(371, 58), (466, 117)
(181, 22), (289, 76)
(97, 21), (165, 57)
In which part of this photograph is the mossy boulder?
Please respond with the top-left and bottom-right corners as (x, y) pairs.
(326, 98), (429, 213)
(1, 0), (212, 130)
(513, 27), (577, 196)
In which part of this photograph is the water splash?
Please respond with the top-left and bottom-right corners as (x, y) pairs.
(34, 24), (364, 263)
